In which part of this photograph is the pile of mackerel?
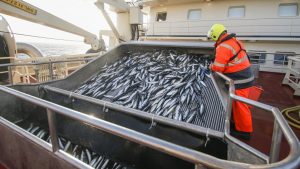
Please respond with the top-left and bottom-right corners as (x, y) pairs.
(75, 50), (225, 132)
(23, 122), (131, 169)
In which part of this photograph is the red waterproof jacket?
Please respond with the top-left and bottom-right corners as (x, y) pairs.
(211, 33), (254, 89)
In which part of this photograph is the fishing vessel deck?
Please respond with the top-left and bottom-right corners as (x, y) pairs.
(0, 0), (300, 168)
(245, 71), (300, 160)
(0, 41), (299, 169)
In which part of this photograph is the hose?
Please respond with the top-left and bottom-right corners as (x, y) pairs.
(281, 105), (300, 129)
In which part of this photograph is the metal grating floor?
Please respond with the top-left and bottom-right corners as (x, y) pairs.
(193, 76), (225, 132)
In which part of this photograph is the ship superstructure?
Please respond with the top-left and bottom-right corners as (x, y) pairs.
(142, 0), (300, 73)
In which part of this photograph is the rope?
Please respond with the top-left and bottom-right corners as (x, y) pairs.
(0, 30), (83, 42)
(282, 105), (300, 130)
(204, 128), (210, 147)
(149, 113), (156, 130)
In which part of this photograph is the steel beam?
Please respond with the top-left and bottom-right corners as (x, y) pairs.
(47, 109), (59, 152)
(0, 0), (99, 49)
(269, 120), (283, 163)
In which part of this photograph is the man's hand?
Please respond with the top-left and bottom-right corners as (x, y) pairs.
(209, 64), (213, 71)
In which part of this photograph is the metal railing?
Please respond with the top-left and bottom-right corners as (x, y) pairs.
(248, 52), (299, 64)
(0, 57), (96, 85)
(145, 17), (300, 37)
(0, 52), (298, 86)
(243, 52), (300, 73)
(0, 80), (300, 168)
(215, 72), (300, 167)
(282, 56), (300, 96)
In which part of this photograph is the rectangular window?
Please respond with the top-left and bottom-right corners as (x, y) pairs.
(187, 9), (201, 20)
(156, 12), (167, 22)
(248, 51), (266, 64)
(228, 6), (245, 18)
(279, 3), (298, 17)
(274, 52), (295, 65)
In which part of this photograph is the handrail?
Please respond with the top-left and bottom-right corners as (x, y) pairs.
(214, 72), (300, 168)
(0, 85), (300, 168)
(288, 56), (300, 62)
(146, 17), (299, 38)
(246, 53), (300, 73)
(247, 52), (300, 56)
(0, 57), (96, 84)
(1, 52), (298, 85)
(148, 17), (300, 23)
(282, 56), (300, 96)
(0, 56), (15, 60)
(0, 85), (246, 168)
(0, 58), (94, 68)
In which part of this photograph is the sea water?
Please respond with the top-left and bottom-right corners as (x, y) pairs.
(17, 42), (90, 59)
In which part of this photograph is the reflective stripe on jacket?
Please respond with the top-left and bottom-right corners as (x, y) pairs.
(211, 33), (254, 89)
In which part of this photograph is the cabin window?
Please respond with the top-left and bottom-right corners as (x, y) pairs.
(279, 3), (298, 17)
(248, 51), (266, 64)
(274, 52), (295, 65)
(228, 6), (245, 18)
(156, 12), (167, 22)
(187, 9), (201, 20)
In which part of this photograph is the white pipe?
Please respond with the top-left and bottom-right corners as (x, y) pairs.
(16, 42), (43, 58)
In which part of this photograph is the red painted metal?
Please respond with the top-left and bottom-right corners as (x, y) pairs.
(0, 163), (7, 169)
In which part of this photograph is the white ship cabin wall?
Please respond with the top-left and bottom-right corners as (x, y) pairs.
(143, 0), (300, 73)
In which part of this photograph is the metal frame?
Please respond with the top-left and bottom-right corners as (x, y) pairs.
(247, 52), (299, 73)
(0, 83), (300, 168)
(215, 72), (269, 163)
(0, 57), (96, 84)
(214, 72), (300, 167)
(145, 17), (300, 41)
(95, 1), (122, 43)
(42, 85), (225, 139)
(0, 0), (100, 50)
(282, 56), (300, 96)
(0, 116), (93, 169)
(0, 51), (292, 84)
(43, 83), (267, 164)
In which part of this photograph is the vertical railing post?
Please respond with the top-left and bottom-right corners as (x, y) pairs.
(269, 119), (283, 163)
(49, 62), (53, 80)
(34, 66), (39, 83)
(225, 79), (235, 135)
(287, 55), (292, 70)
(214, 72), (236, 135)
(47, 108), (59, 152)
(8, 65), (13, 85)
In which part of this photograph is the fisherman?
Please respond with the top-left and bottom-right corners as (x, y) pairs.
(207, 24), (254, 140)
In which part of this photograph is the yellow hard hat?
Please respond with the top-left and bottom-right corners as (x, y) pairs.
(207, 24), (227, 41)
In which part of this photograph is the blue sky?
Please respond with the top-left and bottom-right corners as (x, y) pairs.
(2, 0), (116, 44)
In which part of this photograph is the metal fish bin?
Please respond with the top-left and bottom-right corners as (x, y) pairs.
(0, 42), (266, 169)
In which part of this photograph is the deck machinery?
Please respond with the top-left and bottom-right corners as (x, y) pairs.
(0, 42), (300, 169)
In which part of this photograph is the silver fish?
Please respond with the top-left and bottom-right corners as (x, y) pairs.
(75, 49), (211, 125)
